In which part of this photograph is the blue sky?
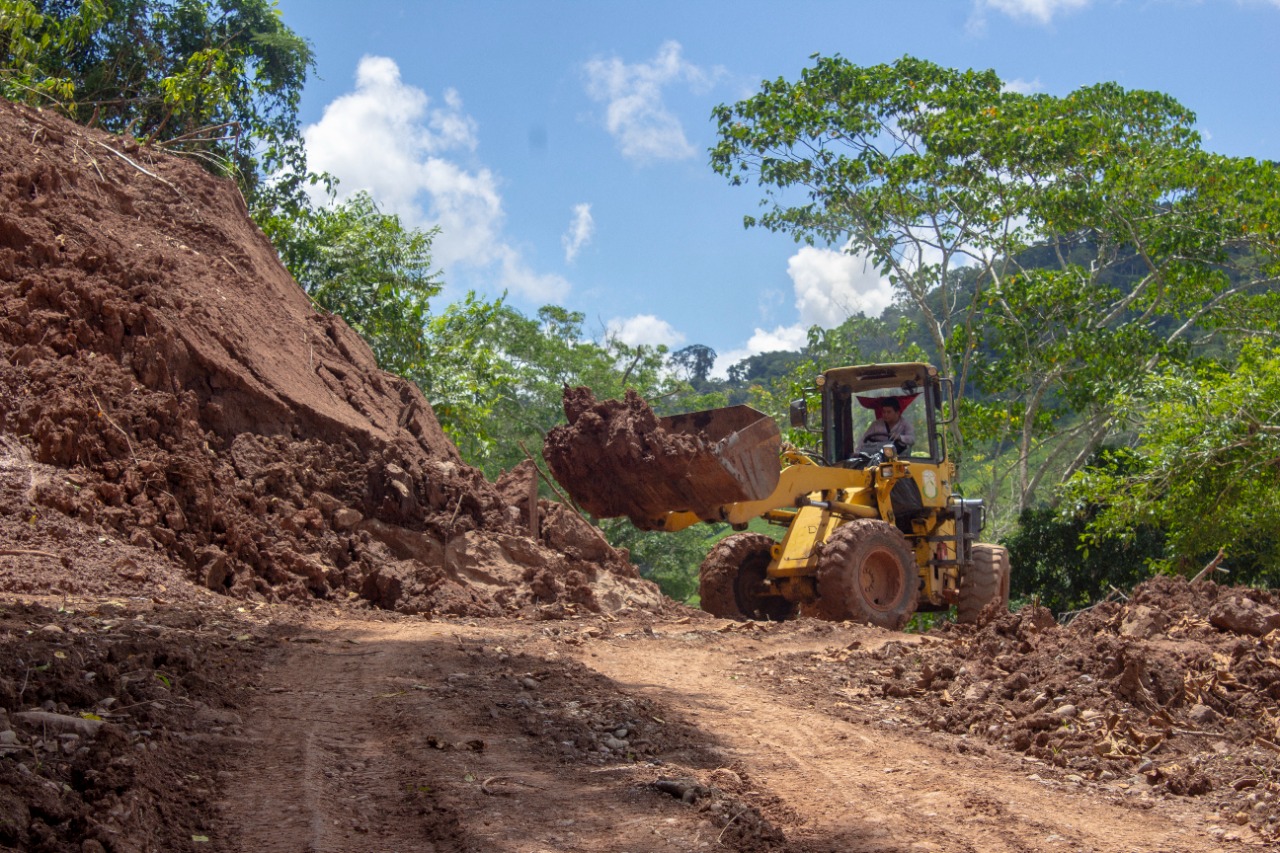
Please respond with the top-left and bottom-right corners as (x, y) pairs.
(275, 0), (1280, 374)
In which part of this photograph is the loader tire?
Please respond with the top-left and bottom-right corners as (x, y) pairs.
(816, 520), (919, 630)
(958, 543), (1010, 624)
(699, 533), (790, 621)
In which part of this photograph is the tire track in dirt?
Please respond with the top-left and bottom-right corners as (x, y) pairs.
(222, 615), (1249, 852)
(222, 617), (771, 852)
(221, 631), (424, 852)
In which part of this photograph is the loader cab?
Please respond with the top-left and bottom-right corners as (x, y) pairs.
(818, 363), (946, 466)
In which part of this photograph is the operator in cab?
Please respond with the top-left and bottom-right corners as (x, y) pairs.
(859, 398), (914, 454)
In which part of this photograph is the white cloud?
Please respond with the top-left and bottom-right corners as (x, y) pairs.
(562, 203), (595, 263)
(303, 55), (568, 302)
(583, 40), (719, 162)
(711, 324), (810, 380)
(1003, 77), (1044, 95)
(605, 314), (686, 349)
(707, 247), (897, 379)
(976, 0), (1091, 25)
(747, 324), (810, 352)
(494, 246), (571, 304)
(788, 246), (896, 326)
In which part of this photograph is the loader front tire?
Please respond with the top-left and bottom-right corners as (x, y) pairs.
(816, 520), (919, 630)
(957, 543), (1010, 624)
(699, 533), (789, 621)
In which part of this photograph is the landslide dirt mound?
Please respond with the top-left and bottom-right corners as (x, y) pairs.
(0, 99), (662, 618)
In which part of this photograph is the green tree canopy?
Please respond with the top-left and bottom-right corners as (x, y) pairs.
(671, 344), (717, 386)
(267, 190), (442, 377)
(1, 0), (313, 205)
(1064, 339), (1280, 582)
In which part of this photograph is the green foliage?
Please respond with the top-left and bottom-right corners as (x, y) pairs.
(1065, 340), (1280, 584)
(725, 350), (805, 386)
(1, 0), (314, 205)
(468, 305), (679, 479)
(1003, 503), (1165, 615)
(414, 294), (514, 460)
(268, 190), (443, 375)
(601, 519), (727, 604)
(710, 54), (1032, 390)
(670, 344), (716, 387)
(0, 0), (105, 104)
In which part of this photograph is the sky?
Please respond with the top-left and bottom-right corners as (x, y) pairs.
(275, 0), (1280, 375)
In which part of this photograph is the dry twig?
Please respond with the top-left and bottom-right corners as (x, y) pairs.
(89, 391), (135, 459)
(480, 775), (545, 796)
(94, 141), (179, 193)
(1190, 548), (1228, 584)
(1059, 586), (1125, 625)
(718, 809), (749, 843)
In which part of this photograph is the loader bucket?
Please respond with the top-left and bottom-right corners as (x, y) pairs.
(543, 388), (783, 529)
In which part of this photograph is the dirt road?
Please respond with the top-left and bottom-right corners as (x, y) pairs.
(220, 612), (1239, 853)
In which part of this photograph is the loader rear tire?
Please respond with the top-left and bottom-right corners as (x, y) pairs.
(958, 543), (1010, 624)
(699, 533), (790, 621)
(816, 520), (919, 630)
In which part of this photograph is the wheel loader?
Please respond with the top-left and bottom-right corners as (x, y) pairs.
(544, 363), (1009, 629)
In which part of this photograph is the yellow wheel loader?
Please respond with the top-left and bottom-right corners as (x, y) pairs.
(544, 363), (1009, 629)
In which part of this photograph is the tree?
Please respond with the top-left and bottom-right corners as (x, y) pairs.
(411, 293), (515, 458)
(670, 344), (716, 386)
(711, 55), (1280, 517)
(1, 0), (314, 206)
(725, 350), (806, 386)
(1064, 339), (1280, 583)
(269, 190), (443, 377)
(710, 56), (1025, 395)
(1002, 502), (1165, 614)
(462, 305), (677, 478)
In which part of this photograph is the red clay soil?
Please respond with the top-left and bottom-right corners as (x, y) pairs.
(543, 387), (780, 528)
(0, 97), (654, 851)
(758, 576), (1280, 843)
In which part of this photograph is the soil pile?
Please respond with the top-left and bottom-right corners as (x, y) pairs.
(0, 99), (661, 617)
(543, 387), (781, 528)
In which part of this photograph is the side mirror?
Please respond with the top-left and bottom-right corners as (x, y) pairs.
(789, 399), (808, 429)
(935, 378), (957, 425)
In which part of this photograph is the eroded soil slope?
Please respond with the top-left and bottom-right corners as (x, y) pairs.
(0, 98), (659, 619)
